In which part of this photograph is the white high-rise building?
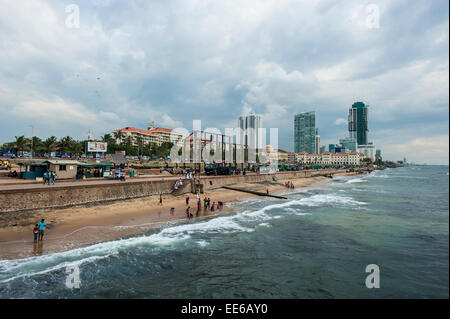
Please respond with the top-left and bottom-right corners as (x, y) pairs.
(315, 134), (320, 155)
(237, 112), (262, 151)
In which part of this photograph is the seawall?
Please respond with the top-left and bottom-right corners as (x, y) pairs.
(0, 169), (356, 213)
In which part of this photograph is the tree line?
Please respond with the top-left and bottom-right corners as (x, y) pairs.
(1, 133), (175, 158)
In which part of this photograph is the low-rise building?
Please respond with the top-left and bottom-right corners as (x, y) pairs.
(296, 151), (361, 166)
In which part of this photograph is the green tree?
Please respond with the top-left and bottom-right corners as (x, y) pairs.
(13, 135), (31, 152)
(43, 136), (59, 155)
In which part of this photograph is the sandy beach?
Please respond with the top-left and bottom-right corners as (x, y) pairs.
(0, 172), (355, 260)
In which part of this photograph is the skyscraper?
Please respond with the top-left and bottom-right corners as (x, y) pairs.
(315, 130), (320, 155)
(294, 111), (317, 154)
(348, 102), (369, 146)
(237, 112), (262, 151)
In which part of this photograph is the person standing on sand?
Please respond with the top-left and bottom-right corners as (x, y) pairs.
(38, 219), (46, 241)
(186, 194), (190, 205)
(33, 224), (39, 242)
(186, 206), (192, 219)
(170, 207), (175, 215)
(159, 193), (163, 205)
(196, 198), (201, 216)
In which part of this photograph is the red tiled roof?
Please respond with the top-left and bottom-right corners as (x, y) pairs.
(322, 152), (332, 155)
(333, 153), (348, 156)
(149, 127), (183, 135)
(114, 127), (158, 136)
(298, 152), (308, 155)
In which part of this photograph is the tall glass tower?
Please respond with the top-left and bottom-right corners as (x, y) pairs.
(294, 111), (317, 154)
(237, 112), (262, 150)
(348, 102), (369, 146)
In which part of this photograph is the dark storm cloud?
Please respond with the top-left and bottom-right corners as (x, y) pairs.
(0, 0), (448, 163)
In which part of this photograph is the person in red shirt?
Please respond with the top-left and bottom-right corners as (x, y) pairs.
(33, 224), (39, 242)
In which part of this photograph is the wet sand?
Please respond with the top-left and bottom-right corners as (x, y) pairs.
(0, 173), (355, 260)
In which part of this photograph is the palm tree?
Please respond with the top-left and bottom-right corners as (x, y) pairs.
(31, 136), (43, 153)
(58, 136), (75, 153)
(14, 136), (31, 152)
(113, 131), (123, 144)
(125, 136), (133, 147)
(68, 142), (83, 156)
(43, 136), (59, 156)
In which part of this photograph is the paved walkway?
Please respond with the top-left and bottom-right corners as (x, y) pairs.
(0, 173), (260, 192)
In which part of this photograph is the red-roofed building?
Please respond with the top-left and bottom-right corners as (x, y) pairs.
(113, 126), (183, 147)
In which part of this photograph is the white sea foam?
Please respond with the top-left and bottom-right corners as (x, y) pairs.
(295, 194), (367, 207)
(0, 192), (364, 283)
(345, 178), (366, 184)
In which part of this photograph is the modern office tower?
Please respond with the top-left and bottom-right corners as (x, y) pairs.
(339, 138), (357, 152)
(329, 144), (335, 153)
(294, 111), (317, 154)
(320, 145), (326, 154)
(376, 149), (382, 157)
(357, 142), (375, 159)
(348, 102), (369, 146)
(237, 112), (262, 151)
(315, 130), (320, 155)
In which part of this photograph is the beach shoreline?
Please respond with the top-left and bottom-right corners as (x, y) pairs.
(0, 172), (357, 260)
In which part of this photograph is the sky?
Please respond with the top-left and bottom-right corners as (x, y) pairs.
(0, 0), (448, 164)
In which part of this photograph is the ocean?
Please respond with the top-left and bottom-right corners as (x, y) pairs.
(0, 166), (448, 298)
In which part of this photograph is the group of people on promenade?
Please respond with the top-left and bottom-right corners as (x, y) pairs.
(185, 193), (224, 219)
(32, 219), (47, 242)
(173, 179), (184, 190)
(43, 170), (57, 185)
(285, 181), (295, 189)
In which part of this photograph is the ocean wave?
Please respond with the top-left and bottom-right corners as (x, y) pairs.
(0, 192), (364, 283)
(345, 178), (366, 184)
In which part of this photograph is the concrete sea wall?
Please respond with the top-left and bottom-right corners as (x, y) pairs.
(0, 169), (350, 213)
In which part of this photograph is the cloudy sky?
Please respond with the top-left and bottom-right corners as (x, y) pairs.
(0, 0), (448, 164)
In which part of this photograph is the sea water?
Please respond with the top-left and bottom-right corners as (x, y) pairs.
(0, 166), (448, 298)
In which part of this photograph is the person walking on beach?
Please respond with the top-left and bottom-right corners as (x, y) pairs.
(211, 202), (215, 212)
(33, 224), (39, 242)
(186, 194), (190, 205)
(38, 219), (46, 241)
(170, 207), (175, 215)
(203, 197), (208, 211)
(207, 198), (211, 210)
(159, 193), (163, 205)
(196, 198), (201, 217)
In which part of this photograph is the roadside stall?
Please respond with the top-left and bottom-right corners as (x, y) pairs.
(77, 162), (113, 179)
(16, 159), (48, 179)
(46, 160), (79, 179)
